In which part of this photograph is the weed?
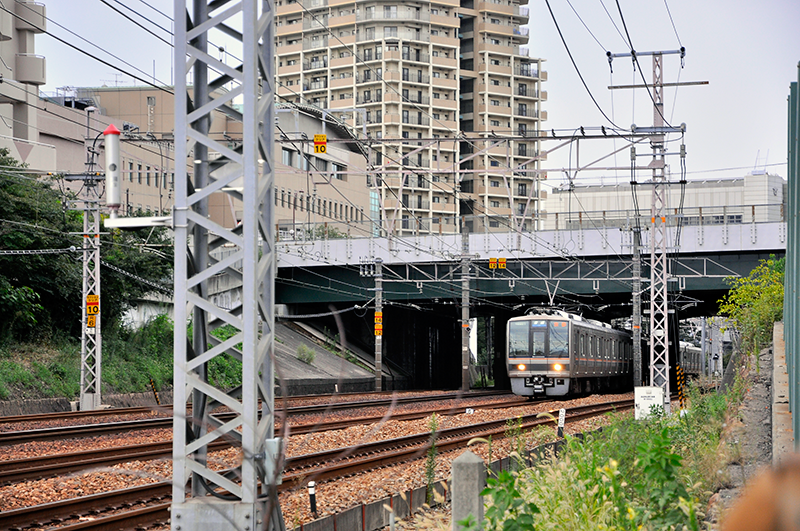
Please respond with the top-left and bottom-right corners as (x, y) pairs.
(426, 413), (439, 505)
(296, 344), (315, 365)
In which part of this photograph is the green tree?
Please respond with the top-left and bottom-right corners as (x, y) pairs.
(0, 150), (173, 341)
(718, 256), (784, 352)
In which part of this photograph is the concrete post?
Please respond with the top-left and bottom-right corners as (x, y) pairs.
(451, 451), (486, 530)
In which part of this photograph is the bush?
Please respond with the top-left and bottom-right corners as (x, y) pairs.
(463, 384), (734, 530)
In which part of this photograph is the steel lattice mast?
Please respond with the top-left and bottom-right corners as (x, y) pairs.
(648, 53), (671, 414)
(79, 195), (102, 411)
(172, 0), (283, 528)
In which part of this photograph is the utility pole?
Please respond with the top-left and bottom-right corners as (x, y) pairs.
(374, 258), (383, 392)
(77, 193), (102, 411)
(68, 110), (121, 411)
(461, 224), (470, 391)
(609, 48), (699, 413)
(632, 228), (642, 386)
(171, 0), (283, 529)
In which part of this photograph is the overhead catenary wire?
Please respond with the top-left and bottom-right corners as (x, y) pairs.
(544, 0), (624, 130)
(6, 2), (173, 94)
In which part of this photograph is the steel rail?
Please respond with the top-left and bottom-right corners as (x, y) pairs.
(0, 391), (511, 447)
(0, 398), (631, 531)
(0, 397), (529, 484)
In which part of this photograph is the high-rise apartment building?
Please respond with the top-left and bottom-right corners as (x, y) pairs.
(275, 0), (546, 235)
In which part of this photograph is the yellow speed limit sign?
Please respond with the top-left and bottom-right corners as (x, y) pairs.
(314, 134), (327, 154)
(86, 294), (99, 315)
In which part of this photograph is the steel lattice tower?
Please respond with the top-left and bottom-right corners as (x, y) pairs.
(171, 0), (283, 528)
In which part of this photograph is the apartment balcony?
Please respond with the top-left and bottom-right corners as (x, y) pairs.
(402, 73), (430, 84)
(330, 55), (354, 68)
(16, 54), (45, 85)
(483, 63), (512, 76)
(303, 16), (328, 30)
(432, 55), (458, 68)
(436, 98), (458, 109)
(431, 119), (458, 130)
(303, 37), (328, 50)
(432, 76), (458, 89)
(405, 95), (429, 104)
(277, 41), (302, 54)
(481, 42), (514, 55)
(303, 79), (328, 91)
(402, 51), (430, 63)
(514, 66), (539, 78)
(356, 73), (382, 83)
(15, 1), (45, 32)
(401, 115), (430, 126)
(514, 108), (538, 118)
(356, 94), (383, 104)
(431, 13), (460, 27)
(331, 76), (355, 88)
(476, 1), (514, 15)
(480, 83), (512, 96)
(431, 34), (458, 46)
(331, 96), (355, 108)
(357, 9), (430, 22)
(277, 2), (303, 15)
(303, 57), (328, 70)
(328, 13), (356, 27)
(515, 87), (539, 99)
(540, 90), (548, 101)
(277, 24), (300, 37)
(281, 62), (302, 74)
(477, 21), (516, 37)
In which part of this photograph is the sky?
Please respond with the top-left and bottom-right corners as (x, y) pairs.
(36, 0), (800, 189)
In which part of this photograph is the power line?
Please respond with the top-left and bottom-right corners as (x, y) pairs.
(544, 0), (623, 130)
(663, 0), (683, 47)
(100, 0), (173, 47)
(566, 0), (606, 52)
(7, 2), (173, 94)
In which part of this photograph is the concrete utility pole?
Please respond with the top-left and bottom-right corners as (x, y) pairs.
(171, 0), (283, 529)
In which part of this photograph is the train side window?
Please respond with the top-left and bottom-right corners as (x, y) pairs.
(579, 335), (584, 356)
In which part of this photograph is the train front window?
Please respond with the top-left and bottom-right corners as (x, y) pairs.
(549, 321), (568, 357)
(508, 321), (529, 358)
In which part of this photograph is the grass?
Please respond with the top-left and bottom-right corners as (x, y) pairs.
(454, 376), (746, 531)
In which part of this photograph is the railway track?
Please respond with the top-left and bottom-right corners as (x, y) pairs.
(0, 390), (509, 446)
(0, 398), (633, 531)
(0, 396), (529, 484)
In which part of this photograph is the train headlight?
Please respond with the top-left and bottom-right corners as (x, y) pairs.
(553, 363), (563, 371)
(516, 364), (526, 371)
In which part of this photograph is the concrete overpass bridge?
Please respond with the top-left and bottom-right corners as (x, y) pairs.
(264, 218), (786, 390)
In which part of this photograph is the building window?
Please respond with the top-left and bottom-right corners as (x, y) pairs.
(489, 220), (500, 228)
(490, 180), (500, 187)
(491, 79), (500, 86)
(517, 183), (527, 196)
(433, 196), (440, 203)
(137, 164), (142, 184)
(384, 26), (397, 38)
(491, 200), (500, 208)
(128, 161), (134, 182)
(490, 160), (499, 167)
(490, 120), (500, 127)
(282, 148), (293, 166)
